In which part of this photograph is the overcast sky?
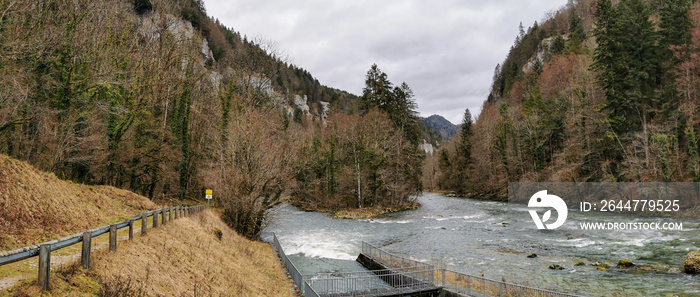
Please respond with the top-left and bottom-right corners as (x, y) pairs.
(202, 0), (568, 124)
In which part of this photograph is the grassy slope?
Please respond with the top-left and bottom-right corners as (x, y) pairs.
(2, 210), (294, 297)
(0, 153), (157, 250)
(0, 154), (294, 296)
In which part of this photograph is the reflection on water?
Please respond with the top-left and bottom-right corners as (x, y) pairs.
(262, 193), (700, 297)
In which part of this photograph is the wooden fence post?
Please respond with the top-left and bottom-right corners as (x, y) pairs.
(128, 219), (134, 240)
(81, 232), (91, 269)
(142, 213), (147, 235)
(169, 207), (173, 221)
(109, 224), (117, 251)
(38, 244), (51, 291)
(162, 208), (166, 225)
(153, 211), (158, 228)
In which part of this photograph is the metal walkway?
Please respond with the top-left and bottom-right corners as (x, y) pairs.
(271, 234), (441, 297)
(271, 234), (584, 297)
(304, 266), (441, 297)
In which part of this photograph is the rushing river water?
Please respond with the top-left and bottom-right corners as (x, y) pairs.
(261, 193), (700, 297)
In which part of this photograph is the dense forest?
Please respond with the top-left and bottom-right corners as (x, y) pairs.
(0, 0), (425, 238)
(430, 0), (700, 199)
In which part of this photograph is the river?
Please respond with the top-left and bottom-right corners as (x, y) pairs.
(261, 193), (700, 297)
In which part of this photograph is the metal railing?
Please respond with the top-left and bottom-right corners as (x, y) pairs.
(271, 233), (310, 293)
(361, 241), (432, 270)
(443, 269), (582, 297)
(362, 242), (584, 297)
(0, 205), (206, 290)
(272, 235), (440, 297)
(305, 267), (439, 296)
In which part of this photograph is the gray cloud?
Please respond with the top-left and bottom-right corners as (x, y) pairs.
(203, 0), (568, 124)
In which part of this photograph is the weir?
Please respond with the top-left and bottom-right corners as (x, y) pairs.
(271, 234), (584, 297)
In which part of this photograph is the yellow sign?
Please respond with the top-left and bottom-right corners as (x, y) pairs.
(206, 189), (212, 195)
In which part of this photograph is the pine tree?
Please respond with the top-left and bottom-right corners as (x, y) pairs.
(658, 0), (693, 116)
(592, 0), (627, 133)
(593, 0), (660, 135)
(616, 0), (660, 131)
(660, 0), (693, 49)
(361, 64), (393, 113)
(457, 108), (474, 166)
(569, 10), (586, 43)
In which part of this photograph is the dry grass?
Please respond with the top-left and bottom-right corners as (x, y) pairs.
(1, 210), (294, 297)
(0, 154), (157, 250)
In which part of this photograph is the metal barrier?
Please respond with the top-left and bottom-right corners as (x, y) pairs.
(271, 233), (311, 294)
(272, 235), (440, 297)
(361, 241), (431, 270)
(362, 242), (584, 297)
(305, 267), (439, 296)
(0, 204), (207, 291)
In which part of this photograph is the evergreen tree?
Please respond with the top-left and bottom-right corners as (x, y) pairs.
(457, 108), (473, 166)
(569, 10), (586, 43)
(592, 0), (627, 133)
(361, 64), (393, 113)
(361, 65), (420, 145)
(659, 0), (693, 49)
(658, 0), (693, 115)
(616, 0), (660, 131)
(593, 0), (660, 135)
(390, 82), (420, 145)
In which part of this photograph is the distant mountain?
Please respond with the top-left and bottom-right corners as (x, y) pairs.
(422, 115), (460, 140)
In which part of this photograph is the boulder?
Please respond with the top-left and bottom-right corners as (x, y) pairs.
(527, 253), (537, 258)
(617, 259), (634, 268)
(549, 264), (565, 270)
(684, 251), (700, 274)
(575, 261), (586, 266)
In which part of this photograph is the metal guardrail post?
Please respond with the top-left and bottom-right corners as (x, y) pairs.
(38, 244), (50, 291)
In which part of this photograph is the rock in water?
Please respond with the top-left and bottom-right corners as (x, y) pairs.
(549, 264), (565, 270)
(684, 251), (700, 274)
(527, 253), (537, 258)
(617, 260), (634, 268)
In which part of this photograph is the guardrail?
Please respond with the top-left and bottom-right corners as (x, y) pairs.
(362, 242), (584, 297)
(0, 204), (206, 291)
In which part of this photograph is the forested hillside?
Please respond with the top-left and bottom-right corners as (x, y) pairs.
(0, 0), (423, 238)
(431, 0), (700, 199)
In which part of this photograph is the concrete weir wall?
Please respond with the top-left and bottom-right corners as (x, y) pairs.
(356, 253), (468, 297)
